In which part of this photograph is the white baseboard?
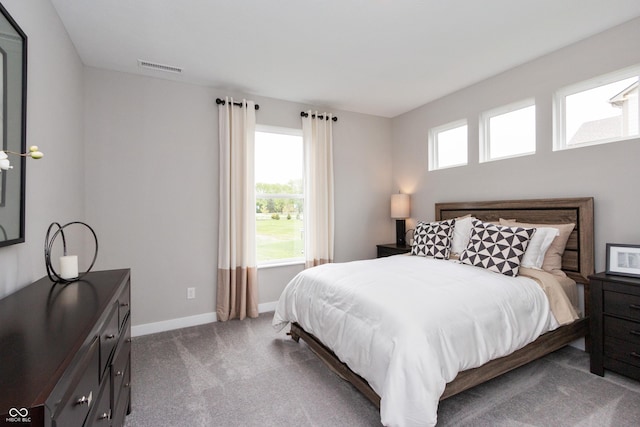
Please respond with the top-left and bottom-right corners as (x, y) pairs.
(258, 300), (278, 313)
(131, 312), (217, 337)
(131, 301), (278, 337)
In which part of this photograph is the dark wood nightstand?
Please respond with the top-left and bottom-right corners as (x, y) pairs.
(376, 243), (411, 258)
(590, 272), (640, 381)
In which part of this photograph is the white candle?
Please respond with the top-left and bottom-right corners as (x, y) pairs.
(60, 255), (79, 280)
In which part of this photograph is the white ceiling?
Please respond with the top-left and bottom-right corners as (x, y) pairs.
(51, 0), (640, 118)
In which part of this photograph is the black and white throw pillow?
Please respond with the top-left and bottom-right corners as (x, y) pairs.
(458, 220), (536, 276)
(411, 219), (456, 259)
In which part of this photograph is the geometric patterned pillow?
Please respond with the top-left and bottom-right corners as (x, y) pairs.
(458, 220), (536, 276)
(411, 219), (456, 259)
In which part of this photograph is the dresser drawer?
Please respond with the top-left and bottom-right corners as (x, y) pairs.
(111, 320), (131, 407)
(117, 282), (131, 331)
(603, 290), (640, 321)
(111, 362), (131, 427)
(53, 337), (100, 427)
(604, 316), (640, 345)
(85, 374), (111, 426)
(604, 336), (640, 368)
(99, 305), (120, 380)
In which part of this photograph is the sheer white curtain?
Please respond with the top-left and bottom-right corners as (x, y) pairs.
(302, 112), (335, 268)
(217, 97), (258, 321)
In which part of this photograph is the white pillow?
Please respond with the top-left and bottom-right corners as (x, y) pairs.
(520, 227), (559, 269)
(450, 216), (476, 255)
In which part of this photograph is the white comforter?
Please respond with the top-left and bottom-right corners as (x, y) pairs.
(272, 255), (559, 427)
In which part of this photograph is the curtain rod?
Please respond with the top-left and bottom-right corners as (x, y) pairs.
(300, 111), (338, 122)
(216, 98), (260, 110)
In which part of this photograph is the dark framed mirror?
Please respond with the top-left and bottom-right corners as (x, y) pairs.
(0, 3), (27, 247)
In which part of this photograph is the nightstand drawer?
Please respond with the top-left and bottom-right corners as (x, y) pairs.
(376, 244), (411, 258)
(378, 247), (399, 257)
(590, 272), (640, 381)
(604, 316), (640, 345)
(604, 291), (640, 321)
(604, 336), (640, 368)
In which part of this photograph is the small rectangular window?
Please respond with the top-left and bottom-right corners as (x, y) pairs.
(428, 120), (468, 171)
(480, 100), (535, 162)
(554, 66), (639, 150)
(255, 127), (304, 265)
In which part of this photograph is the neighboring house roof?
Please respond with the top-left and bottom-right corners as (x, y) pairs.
(569, 116), (622, 145)
(609, 81), (639, 107)
(569, 80), (637, 145)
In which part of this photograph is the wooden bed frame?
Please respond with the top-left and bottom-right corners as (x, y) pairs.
(288, 197), (594, 408)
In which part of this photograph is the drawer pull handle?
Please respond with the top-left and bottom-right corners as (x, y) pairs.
(120, 302), (129, 307)
(124, 382), (130, 388)
(99, 412), (109, 420)
(631, 352), (640, 359)
(630, 304), (640, 310)
(76, 393), (92, 405)
(115, 370), (123, 377)
(105, 334), (116, 340)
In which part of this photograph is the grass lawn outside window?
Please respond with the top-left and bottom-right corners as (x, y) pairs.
(256, 213), (304, 263)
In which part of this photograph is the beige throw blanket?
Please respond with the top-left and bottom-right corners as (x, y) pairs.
(519, 267), (580, 325)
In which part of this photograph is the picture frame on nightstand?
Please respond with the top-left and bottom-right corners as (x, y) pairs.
(605, 243), (640, 278)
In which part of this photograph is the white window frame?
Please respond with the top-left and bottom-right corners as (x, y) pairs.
(428, 119), (468, 171)
(553, 65), (640, 151)
(480, 99), (536, 163)
(255, 125), (305, 267)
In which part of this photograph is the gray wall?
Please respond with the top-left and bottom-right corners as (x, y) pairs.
(391, 17), (640, 275)
(83, 67), (393, 327)
(0, 0), (85, 298)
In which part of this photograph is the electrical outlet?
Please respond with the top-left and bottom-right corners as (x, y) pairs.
(187, 287), (196, 299)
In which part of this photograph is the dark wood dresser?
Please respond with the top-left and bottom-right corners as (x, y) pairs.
(0, 269), (131, 427)
(590, 271), (640, 381)
(376, 243), (411, 258)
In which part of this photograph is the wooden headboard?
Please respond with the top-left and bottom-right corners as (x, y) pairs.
(435, 197), (594, 284)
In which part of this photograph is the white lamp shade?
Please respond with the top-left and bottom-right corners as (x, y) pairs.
(391, 193), (410, 219)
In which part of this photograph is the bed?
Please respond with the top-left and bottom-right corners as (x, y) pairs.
(273, 197), (594, 426)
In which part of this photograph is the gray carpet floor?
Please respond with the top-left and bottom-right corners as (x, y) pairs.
(124, 312), (640, 426)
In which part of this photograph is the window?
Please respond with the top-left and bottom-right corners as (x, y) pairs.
(554, 66), (639, 150)
(255, 126), (304, 265)
(428, 120), (467, 170)
(480, 100), (536, 162)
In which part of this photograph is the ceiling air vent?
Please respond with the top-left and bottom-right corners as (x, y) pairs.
(138, 60), (183, 74)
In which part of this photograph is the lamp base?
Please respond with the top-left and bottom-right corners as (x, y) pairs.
(396, 219), (406, 246)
